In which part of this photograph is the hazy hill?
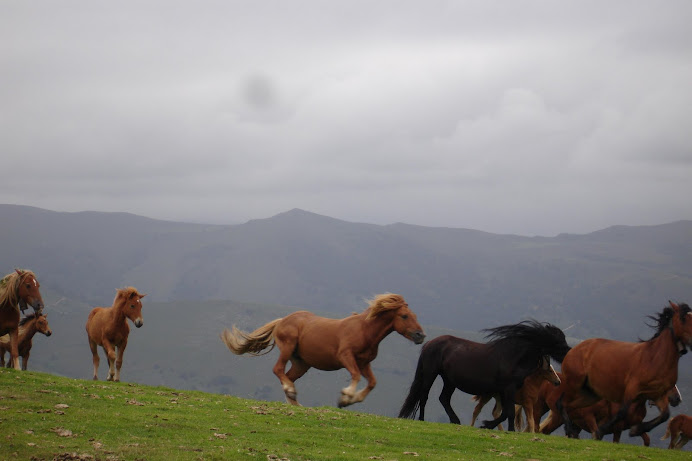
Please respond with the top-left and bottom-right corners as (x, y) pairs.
(1, 204), (691, 340)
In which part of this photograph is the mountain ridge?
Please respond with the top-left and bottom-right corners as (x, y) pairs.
(1, 204), (691, 340)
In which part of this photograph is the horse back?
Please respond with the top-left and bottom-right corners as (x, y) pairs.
(564, 337), (676, 402)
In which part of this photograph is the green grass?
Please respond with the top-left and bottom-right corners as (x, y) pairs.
(0, 369), (688, 461)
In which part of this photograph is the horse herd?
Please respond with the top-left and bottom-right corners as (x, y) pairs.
(2, 269), (692, 450)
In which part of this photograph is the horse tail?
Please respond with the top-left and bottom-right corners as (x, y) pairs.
(661, 422), (671, 440)
(220, 318), (282, 356)
(398, 341), (438, 419)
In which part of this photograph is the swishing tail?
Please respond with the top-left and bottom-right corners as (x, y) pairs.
(398, 344), (436, 419)
(221, 318), (282, 356)
(661, 424), (671, 441)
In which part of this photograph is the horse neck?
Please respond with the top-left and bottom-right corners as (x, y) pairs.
(108, 302), (130, 325)
(361, 312), (395, 347)
(644, 327), (682, 380)
(18, 319), (39, 345)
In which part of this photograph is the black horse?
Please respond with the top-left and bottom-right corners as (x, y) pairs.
(398, 320), (571, 431)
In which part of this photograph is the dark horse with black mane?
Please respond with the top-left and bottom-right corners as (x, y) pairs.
(398, 320), (570, 431)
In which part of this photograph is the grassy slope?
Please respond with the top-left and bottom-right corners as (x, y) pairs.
(1, 370), (689, 461)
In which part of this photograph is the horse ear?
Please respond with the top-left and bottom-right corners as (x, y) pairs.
(669, 300), (679, 309)
(15, 268), (23, 276)
(139, 293), (147, 298)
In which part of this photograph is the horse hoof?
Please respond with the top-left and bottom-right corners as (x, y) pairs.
(338, 396), (352, 408)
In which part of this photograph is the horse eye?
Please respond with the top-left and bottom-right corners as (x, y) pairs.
(401, 314), (409, 319)
(130, 304), (136, 309)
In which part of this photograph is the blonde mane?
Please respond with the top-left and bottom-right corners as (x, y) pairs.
(365, 293), (406, 320)
(0, 270), (35, 310)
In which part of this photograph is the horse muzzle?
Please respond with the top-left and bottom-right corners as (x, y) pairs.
(409, 331), (426, 344)
(134, 319), (143, 328)
(44, 330), (52, 337)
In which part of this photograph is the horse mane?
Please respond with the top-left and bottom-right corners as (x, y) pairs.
(483, 319), (569, 362)
(365, 293), (406, 320)
(113, 286), (143, 307)
(0, 269), (34, 308)
(644, 303), (692, 341)
(19, 312), (40, 327)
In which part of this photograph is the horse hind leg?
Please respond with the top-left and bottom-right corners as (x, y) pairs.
(439, 378), (461, 424)
(272, 339), (301, 405)
(283, 359), (310, 406)
(89, 340), (100, 380)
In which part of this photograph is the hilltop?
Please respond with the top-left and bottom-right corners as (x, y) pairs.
(1, 369), (689, 460)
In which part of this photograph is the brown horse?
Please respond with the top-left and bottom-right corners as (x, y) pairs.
(221, 293), (425, 407)
(86, 287), (145, 382)
(541, 384), (681, 446)
(546, 301), (692, 440)
(662, 414), (692, 449)
(470, 356), (560, 432)
(0, 269), (45, 370)
(0, 313), (52, 370)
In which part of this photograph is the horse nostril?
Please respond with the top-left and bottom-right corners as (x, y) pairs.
(45, 331), (52, 336)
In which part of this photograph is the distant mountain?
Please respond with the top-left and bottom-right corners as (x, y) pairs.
(1, 204), (691, 340)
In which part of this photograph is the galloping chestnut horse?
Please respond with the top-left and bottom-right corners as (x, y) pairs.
(221, 293), (425, 407)
(86, 287), (145, 382)
(662, 414), (692, 449)
(398, 320), (570, 431)
(470, 356), (561, 432)
(0, 269), (45, 370)
(0, 313), (52, 370)
(549, 301), (692, 440)
(541, 380), (681, 446)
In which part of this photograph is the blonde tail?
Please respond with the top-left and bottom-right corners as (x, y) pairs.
(220, 318), (281, 356)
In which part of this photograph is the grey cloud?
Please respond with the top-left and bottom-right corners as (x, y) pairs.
(2, 1), (692, 236)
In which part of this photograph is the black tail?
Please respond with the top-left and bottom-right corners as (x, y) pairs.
(398, 342), (438, 419)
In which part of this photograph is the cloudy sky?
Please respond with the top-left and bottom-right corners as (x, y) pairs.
(2, 1), (691, 236)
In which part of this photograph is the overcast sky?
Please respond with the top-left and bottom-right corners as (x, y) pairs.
(2, 1), (691, 236)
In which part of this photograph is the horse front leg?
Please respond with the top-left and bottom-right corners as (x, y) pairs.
(630, 400), (670, 437)
(101, 340), (117, 381)
(349, 363), (377, 405)
(482, 390), (515, 431)
(21, 350), (29, 371)
(337, 353), (362, 408)
(114, 341), (127, 382)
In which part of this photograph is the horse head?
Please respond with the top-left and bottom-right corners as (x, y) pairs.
(116, 287), (145, 328)
(668, 301), (692, 354)
(367, 293), (425, 344)
(669, 385), (682, 408)
(537, 355), (561, 386)
(15, 269), (44, 314)
(36, 313), (52, 337)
